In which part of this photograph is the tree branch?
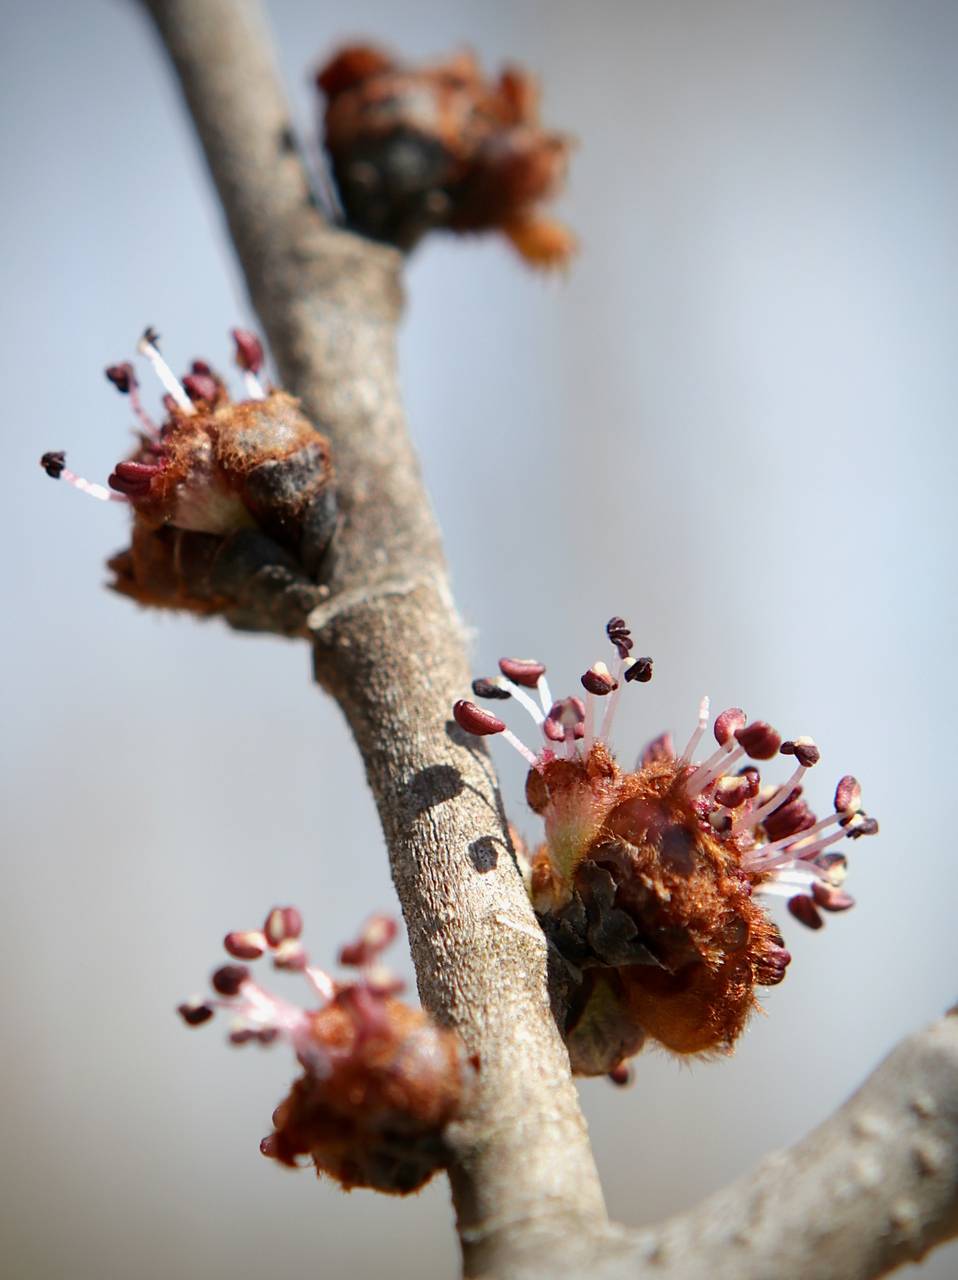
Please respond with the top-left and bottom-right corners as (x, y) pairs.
(141, 3), (958, 1277)
(141, 0), (607, 1273)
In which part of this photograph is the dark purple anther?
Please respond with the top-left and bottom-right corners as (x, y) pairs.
(232, 328), (265, 374)
(224, 930), (267, 961)
(781, 738), (821, 768)
(40, 450), (66, 479)
(811, 882), (855, 912)
(454, 699), (506, 736)
(472, 677), (512, 701)
(264, 906), (303, 947)
(623, 655), (653, 683)
(846, 815), (879, 839)
(183, 372), (219, 403)
(108, 459), (161, 497)
(735, 720), (782, 760)
(834, 775), (862, 814)
(498, 657), (546, 688)
(105, 362), (136, 393)
(640, 732), (674, 765)
(787, 895), (824, 930)
(581, 663), (617, 696)
(177, 1000), (215, 1027)
(211, 964), (250, 996)
(606, 616), (633, 658)
(714, 708), (747, 745)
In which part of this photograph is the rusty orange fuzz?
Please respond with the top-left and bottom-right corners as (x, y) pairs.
(179, 909), (475, 1195)
(455, 618), (878, 1079)
(41, 328), (337, 635)
(317, 44), (575, 266)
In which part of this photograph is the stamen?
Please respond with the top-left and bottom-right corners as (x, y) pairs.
(137, 327), (196, 415)
(679, 695), (710, 762)
(495, 677), (545, 726)
(40, 452), (127, 503)
(733, 762), (809, 835)
(453, 698), (539, 764)
(105, 362), (160, 439)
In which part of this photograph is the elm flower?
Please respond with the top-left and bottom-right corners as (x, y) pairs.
(317, 44), (575, 267)
(454, 617), (878, 1077)
(179, 907), (475, 1195)
(40, 328), (337, 634)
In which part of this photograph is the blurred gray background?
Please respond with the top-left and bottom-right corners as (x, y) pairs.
(3, 1), (956, 1276)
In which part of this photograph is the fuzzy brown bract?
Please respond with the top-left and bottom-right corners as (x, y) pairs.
(108, 391), (337, 634)
(317, 44), (575, 266)
(529, 751), (790, 1071)
(265, 995), (470, 1193)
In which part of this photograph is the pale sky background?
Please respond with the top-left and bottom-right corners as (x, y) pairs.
(3, 1), (957, 1277)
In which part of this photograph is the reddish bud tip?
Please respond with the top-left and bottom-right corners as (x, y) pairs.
(623, 655), (653, 683)
(735, 720), (782, 760)
(224, 930), (267, 961)
(498, 657), (546, 687)
(105, 362), (136, 393)
(834, 775), (862, 814)
(787, 895), (824, 930)
(177, 1000), (214, 1026)
(472, 676), (512, 701)
(714, 708), (747, 745)
(183, 372), (219, 403)
(454, 699), (505, 736)
(581, 662), (617, 696)
(40, 450), (66, 479)
(781, 737), (820, 767)
(211, 964), (250, 996)
(231, 328), (264, 374)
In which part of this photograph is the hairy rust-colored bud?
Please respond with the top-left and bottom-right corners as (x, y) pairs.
(316, 44), (575, 267)
(179, 907), (476, 1195)
(458, 616), (879, 1079)
(41, 328), (338, 636)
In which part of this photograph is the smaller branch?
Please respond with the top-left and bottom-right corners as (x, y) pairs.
(618, 1009), (958, 1280)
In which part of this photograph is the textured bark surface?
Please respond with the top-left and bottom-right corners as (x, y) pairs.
(142, 2), (958, 1276)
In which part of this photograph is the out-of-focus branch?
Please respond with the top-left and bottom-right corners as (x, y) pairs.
(615, 1009), (958, 1280)
(141, 1), (607, 1273)
(141, 3), (958, 1277)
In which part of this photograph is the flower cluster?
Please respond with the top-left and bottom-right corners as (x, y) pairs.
(40, 328), (337, 634)
(179, 907), (475, 1194)
(317, 44), (575, 267)
(454, 617), (878, 1077)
